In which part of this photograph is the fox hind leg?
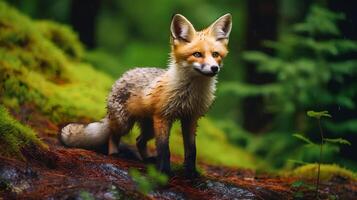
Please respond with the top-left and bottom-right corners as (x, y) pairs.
(108, 113), (134, 155)
(136, 118), (155, 162)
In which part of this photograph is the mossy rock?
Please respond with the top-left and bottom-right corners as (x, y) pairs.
(0, 105), (45, 159)
(290, 164), (357, 181)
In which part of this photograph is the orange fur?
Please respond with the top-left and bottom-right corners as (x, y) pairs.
(172, 32), (228, 66)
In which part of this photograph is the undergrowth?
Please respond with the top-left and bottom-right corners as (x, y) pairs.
(291, 163), (356, 181)
(0, 105), (44, 159)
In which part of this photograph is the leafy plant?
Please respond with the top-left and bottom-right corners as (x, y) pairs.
(308, 110), (330, 198)
(291, 180), (315, 199)
(108, 185), (124, 200)
(79, 191), (94, 200)
(129, 165), (168, 195)
(293, 110), (351, 199)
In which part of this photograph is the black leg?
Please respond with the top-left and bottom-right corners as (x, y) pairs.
(181, 118), (198, 178)
(137, 118), (154, 161)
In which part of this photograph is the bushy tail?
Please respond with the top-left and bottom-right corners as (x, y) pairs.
(60, 118), (111, 149)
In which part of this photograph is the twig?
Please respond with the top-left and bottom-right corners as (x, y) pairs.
(315, 118), (324, 199)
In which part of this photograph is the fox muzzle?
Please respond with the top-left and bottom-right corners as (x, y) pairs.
(193, 62), (220, 77)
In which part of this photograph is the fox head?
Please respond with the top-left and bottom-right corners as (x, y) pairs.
(170, 13), (232, 77)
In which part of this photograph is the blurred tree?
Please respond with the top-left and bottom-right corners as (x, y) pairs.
(242, 0), (278, 133)
(327, 0), (357, 167)
(243, 5), (357, 169)
(70, 0), (100, 48)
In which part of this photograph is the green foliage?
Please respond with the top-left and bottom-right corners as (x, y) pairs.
(293, 134), (315, 145)
(243, 5), (357, 118)
(324, 138), (351, 146)
(290, 180), (315, 199)
(307, 110), (331, 119)
(292, 110), (352, 198)
(129, 165), (168, 194)
(291, 180), (315, 191)
(242, 5), (357, 170)
(79, 191), (94, 200)
(108, 185), (124, 200)
(293, 6), (344, 36)
(0, 105), (43, 159)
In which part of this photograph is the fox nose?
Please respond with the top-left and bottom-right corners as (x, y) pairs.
(211, 66), (219, 73)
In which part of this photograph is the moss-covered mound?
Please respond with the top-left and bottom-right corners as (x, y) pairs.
(291, 164), (357, 181)
(0, 1), (113, 123)
(0, 105), (44, 159)
(0, 1), (112, 158)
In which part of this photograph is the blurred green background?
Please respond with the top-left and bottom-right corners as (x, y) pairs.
(2, 0), (357, 172)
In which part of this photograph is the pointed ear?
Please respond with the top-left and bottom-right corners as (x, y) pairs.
(170, 14), (196, 42)
(209, 13), (232, 41)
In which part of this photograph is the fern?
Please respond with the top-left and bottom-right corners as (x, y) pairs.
(324, 138), (351, 146)
(292, 134), (315, 145)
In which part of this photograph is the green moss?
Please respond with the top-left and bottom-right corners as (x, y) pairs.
(0, 2), (113, 123)
(0, 105), (44, 159)
(290, 164), (357, 181)
(36, 20), (84, 60)
(0, 1), (112, 160)
(0, 56), (112, 123)
(0, 1), (69, 80)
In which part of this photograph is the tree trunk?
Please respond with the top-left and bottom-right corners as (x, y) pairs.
(70, 0), (100, 49)
(242, 0), (278, 133)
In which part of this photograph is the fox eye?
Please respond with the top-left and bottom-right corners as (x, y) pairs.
(212, 52), (220, 58)
(192, 52), (203, 58)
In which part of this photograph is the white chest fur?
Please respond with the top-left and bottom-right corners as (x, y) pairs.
(161, 67), (216, 118)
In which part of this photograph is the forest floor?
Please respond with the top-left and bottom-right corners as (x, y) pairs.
(0, 106), (356, 200)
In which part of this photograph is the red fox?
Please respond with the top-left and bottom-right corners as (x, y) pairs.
(60, 14), (232, 177)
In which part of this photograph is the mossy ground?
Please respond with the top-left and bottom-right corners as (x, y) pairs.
(0, 105), (44, 159)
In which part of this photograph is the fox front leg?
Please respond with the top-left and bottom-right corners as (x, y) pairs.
(181, 117), (199, 178)
(153, 115), (172, 175)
